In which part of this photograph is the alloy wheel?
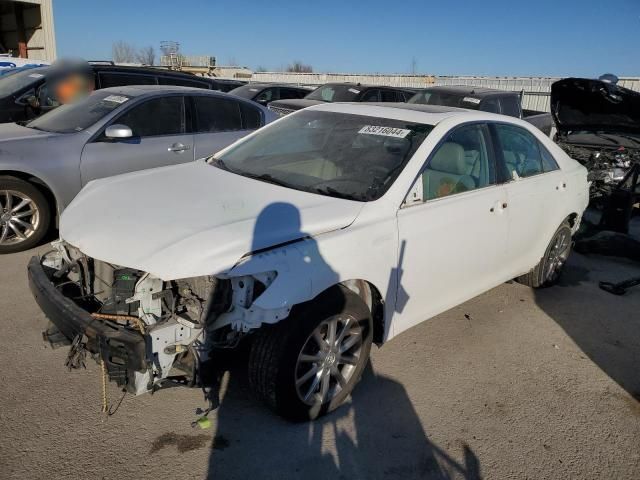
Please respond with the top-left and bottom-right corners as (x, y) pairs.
(294, 315), (364, 406)
(543, 228), (571, 282)
(0, 190), (40, 246)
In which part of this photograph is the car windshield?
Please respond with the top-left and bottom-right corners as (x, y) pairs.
(228, 84), (264, 99)
(305, 85), (362, 102)
(212, 110), (432, 201)
(409, 90), (482, 110)
(0, 66), (48, 98)
(26, 90), (131, 133)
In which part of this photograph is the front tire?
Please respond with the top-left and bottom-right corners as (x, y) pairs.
(516, 221), (572, 288)
(0, 177), (51, 254)
(248, 285), (373, 421)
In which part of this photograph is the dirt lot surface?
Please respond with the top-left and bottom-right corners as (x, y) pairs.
(1, 243), (639, 479)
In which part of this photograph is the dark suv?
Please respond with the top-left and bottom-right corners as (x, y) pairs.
(267, 82), (416, 116)
(0, 64), (232, 123)
(228, 83), (311, 106)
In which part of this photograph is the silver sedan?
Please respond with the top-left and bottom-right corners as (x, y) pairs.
(0, 85), (277, 253)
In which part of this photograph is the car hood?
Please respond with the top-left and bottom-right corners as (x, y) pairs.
(551, 78), (640, 135)
(268, 99), (323, 111)
(60, 160), (364, 280)
(0, 122), (55, 142)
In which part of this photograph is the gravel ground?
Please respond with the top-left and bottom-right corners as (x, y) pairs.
(0, 242), (639, 479)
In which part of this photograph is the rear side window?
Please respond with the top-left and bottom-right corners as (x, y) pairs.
(481, 98), (500, 113)
(240, 102), (262, 129)
(279, 87), (307, 99)
(500, 96), (521, 117)
(193, 96), (242, 132)
(98, 72), (157, 88)
(360, 89), (380, 102)
(540, 143), (559, 172)
(380, 90), (398, 102)
(494, 124), (546, 179)
(158, 76), (210, 89)
(115, 96), (184, 137)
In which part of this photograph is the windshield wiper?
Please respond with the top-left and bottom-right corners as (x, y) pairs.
(242, 172), (296, 189)
(311, 186), (363, 201)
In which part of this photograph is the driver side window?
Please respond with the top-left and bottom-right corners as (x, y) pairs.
(416, 124), (495, 202)
(112, 96), (184, 138)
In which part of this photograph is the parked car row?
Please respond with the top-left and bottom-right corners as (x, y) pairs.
(0, 62), (595, 421)
(0, 62), (245, 124)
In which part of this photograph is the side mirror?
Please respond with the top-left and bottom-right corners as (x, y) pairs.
(105, 124), (133, 139)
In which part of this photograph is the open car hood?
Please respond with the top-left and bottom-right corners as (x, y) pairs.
(551, 78), (640, 135)
(60, 161), (364, 280)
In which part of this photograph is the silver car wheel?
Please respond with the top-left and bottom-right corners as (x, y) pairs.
(0, 190), (40, 246)
(295, 315), (364, 406)
(543, 228), (571, 282)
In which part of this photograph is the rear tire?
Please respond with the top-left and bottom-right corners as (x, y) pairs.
(248, 285), (373, 422)
(516, 221), (572, 288)
(0, 176), (51, 254)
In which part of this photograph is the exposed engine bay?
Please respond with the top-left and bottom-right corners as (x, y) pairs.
(555, 139), (640, 199)
(550, 77), (640, 203)
(38, 241), (277, 395)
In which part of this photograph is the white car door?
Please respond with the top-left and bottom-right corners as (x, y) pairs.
(80, 95), (194, 185)
(491, 123), (565, 276)
(190, 95), (263, 159)
(395, 123), (509, 335)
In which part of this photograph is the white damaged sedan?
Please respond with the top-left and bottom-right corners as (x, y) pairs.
(29, 103), (589, 420)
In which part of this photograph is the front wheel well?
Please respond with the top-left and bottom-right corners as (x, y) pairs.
(332, 280), (386, 345)
(0, 170), (58, 221)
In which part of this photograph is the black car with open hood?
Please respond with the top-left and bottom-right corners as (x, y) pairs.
(551, 77), (640, 203)
(551, 78), (640, 136)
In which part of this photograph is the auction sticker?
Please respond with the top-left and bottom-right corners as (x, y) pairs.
(348, 88), (361, 94)
(463, 97), (481, 105)
(103, 95), (130, 104)
(28, 73), (44, 78)
(359, 125), (411, 138)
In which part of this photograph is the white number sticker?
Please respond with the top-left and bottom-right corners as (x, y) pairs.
(103, 95), (130, 104)
(28, 73), (44, 78)
(348, 88), (361, 94)
(463, 97), (481, 105)
(358, 125), (411, 138)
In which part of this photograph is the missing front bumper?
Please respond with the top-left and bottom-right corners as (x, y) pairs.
(27, 256), (149, 391)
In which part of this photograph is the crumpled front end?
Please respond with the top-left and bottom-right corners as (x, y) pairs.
(29, 241), (239, 395)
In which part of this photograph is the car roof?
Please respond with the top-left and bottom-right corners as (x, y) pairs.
(419, 85), (519, 97)
(320, 82), (415, 93)
(91, 64), (210, 80)
(96, 84), (230, 97)
(241, 83), (309, 89)
(307, 101), (521, 126)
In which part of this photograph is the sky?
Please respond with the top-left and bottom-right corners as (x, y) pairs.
(53, 0), (640, 77)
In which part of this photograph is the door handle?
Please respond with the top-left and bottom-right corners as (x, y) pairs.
(490, 201), (508, 213)
(168, 143), (191, 153)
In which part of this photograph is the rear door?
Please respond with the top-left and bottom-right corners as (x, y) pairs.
(491, 123), (564, 276)
(190, 95), (263, 158)
(79, 95), (194, 185)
